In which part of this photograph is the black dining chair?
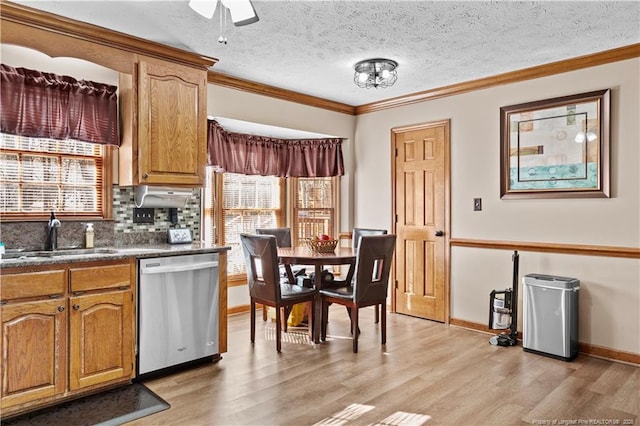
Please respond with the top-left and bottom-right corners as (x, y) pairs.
(240, 233), (318, 352)
(255, 227), (304, 326)
(349, 228), (388, 323)
(320, 234), (396, 353)
(255, 227), (292, 248)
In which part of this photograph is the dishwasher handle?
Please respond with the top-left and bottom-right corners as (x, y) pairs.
(140, 261), (218, 275)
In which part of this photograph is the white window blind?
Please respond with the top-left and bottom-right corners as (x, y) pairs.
(0, 133), (104, 218)
(292, 177), (337, 242)
(221, 173), (283, 276)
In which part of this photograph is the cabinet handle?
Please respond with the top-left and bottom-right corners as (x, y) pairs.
(143, 173), (148, 179)
(73, 304), (80, 311)
(57, 306), (65, 312)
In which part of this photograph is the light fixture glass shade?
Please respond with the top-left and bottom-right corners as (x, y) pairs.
(353, 58), (398, 89)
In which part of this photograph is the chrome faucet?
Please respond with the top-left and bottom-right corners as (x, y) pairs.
(46, 212), (61, 251)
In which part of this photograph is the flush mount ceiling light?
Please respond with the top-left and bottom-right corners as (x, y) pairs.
(189, 0), (259, 26)
(353, 58), (398, 89)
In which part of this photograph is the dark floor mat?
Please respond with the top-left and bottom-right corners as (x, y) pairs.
(1, 383), (170, 426)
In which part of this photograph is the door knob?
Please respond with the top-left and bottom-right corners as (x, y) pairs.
(73, 304), (80, 310)
(57, 306), (65, 312)
(435, 230), (444, 237)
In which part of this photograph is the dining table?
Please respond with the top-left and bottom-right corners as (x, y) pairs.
(277, 246), (357, 343)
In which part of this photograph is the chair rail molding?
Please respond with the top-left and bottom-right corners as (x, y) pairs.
(450, 238), (640, 259)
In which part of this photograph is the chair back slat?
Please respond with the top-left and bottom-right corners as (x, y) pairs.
(352, 228), (387, 249)
(240, 234), (281, 302)
(353, 234), (396, 304)
(256, 228), (292, 248)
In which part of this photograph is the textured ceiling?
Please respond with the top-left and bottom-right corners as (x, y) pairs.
(10, 1), (640, 107)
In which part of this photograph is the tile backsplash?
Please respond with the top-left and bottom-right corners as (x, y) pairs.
(0, 185), (201, 250)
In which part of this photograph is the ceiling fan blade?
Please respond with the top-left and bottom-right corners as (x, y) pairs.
(189, 0), (218, 19)
(221, 0), (259, 26)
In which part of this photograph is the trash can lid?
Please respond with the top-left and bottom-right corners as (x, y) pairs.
(523, 273), (580, 289)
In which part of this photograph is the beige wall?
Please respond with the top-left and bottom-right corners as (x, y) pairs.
(354, 58), (640, 354)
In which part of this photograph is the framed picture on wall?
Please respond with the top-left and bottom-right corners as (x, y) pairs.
(499, 89), (610, 199)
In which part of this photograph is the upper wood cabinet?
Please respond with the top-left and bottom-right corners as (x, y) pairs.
(119, 57), (208, 187)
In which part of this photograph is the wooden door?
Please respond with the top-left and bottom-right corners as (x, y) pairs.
(137, 58), (207, 186)
(68, 291), (134, 390)
(392, 120), (450, 322)
(1, 299), (67, 409)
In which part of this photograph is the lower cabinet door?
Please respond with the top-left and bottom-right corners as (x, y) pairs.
(1, 299), (67, 409)
(68, 291), (135, 390)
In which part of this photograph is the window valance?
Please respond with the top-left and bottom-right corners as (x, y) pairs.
(1, 64), (120, 146)
(207, 119), (344, 177)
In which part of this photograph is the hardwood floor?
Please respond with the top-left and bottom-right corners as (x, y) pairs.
(130, 306), (639, 425)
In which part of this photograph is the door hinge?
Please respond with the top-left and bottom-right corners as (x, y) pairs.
(395, 148), (398, 157)
(395, 214), (398, 223)
(395, 280), (398, 289)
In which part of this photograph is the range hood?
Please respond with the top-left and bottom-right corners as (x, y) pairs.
(134, 185), (194, 208)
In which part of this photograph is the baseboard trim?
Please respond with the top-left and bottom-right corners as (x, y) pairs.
(450, 318), (639, 365)
(227, 304), (251, 316)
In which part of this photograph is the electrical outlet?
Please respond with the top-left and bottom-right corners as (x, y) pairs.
(133, 208), (155, 224)
(473, 198), (482, 211)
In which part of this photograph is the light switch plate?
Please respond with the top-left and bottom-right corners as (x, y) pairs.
(133, 208), (154, 223)
(473, 198), (482, 211)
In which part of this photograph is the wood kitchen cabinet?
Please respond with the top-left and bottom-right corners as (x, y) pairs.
(68, 263), (135, 391)
(0, 260), (135, 417)
(119, 57), (208, 187)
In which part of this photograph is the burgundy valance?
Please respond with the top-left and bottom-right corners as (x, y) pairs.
(207, 119), (344, 177)
(1, 64), (120, 146)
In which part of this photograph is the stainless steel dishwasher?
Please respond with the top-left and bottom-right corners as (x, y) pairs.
(138, 252), (219, 375)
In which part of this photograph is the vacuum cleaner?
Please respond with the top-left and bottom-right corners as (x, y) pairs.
(488, 250), (519, 346)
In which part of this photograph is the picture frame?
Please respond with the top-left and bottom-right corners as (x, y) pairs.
(500, 89), (610, 199)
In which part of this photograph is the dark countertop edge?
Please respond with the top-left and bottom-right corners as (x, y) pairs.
(0, 244), (231, 269)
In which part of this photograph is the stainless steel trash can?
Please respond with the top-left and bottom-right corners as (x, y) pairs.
(523, 273), (580, 361)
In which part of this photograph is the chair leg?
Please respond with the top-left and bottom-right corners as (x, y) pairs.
(321, 300), (329, 341)
(250, 301), (256, 344)
(381, 303), (387, 346)
(283, 306), (291, 332)
(262, 303), (268, 321)
(374, 305), (379, 324)
(352, 308), (359, 353)
(307, 301), (314, 340)
(275, 305), (282, 352)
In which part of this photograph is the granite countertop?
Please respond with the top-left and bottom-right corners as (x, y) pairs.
(0, 243), (231, 268)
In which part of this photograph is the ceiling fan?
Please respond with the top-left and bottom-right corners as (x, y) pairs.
(189, 0), (259, 26)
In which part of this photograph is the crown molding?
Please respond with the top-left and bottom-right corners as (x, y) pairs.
(0, 0), (217, 70)
(210, 43), (639, 116)
(355, 43), (640, 115)
(208, 71), (356, 115)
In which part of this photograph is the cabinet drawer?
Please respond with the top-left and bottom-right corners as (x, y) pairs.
(70, 263), (132, 292)
(1, 270), (66, 301)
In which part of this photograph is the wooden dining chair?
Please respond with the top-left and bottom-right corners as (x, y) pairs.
(320, 234), (396, 353)
(240, 233), (318, 352)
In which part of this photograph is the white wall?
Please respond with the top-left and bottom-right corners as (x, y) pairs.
(354, 59), (640, 354)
